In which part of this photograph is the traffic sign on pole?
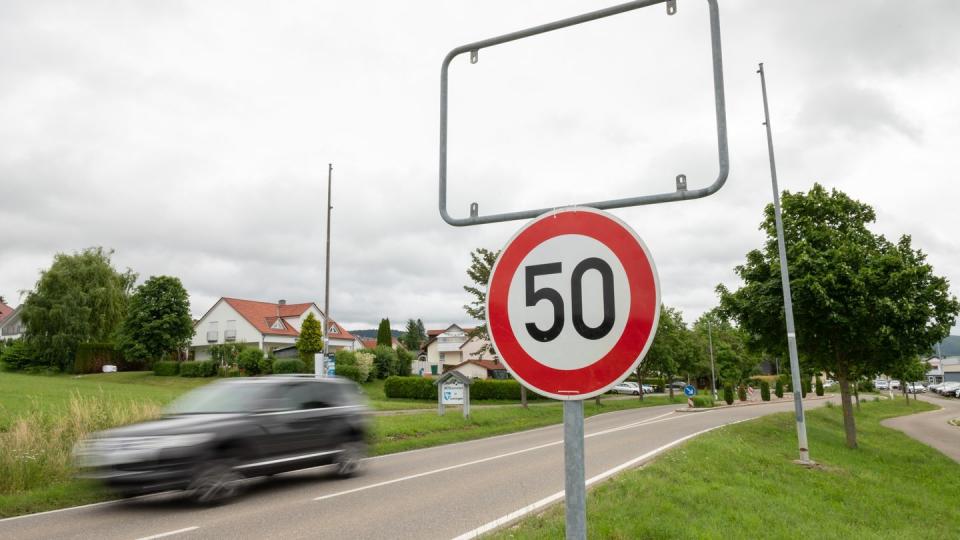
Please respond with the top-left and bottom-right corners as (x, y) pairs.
(487, 207), (660, 400)
(683, 384), (696, 398)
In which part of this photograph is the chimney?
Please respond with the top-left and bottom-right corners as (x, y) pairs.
(278, 299), (286, 305)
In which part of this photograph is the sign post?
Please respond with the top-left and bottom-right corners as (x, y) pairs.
(487, 208), (660, 539)
(434, 371), (472, 418)
(684, 384), (696, 408)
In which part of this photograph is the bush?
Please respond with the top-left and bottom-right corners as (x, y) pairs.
(860, 379), (875, 392)
(153, 361), (180, 376)
(815, 377), (824, 396)
(761, 381), (771, 401)
(471, 379), (542, 400)
(691, 396), (714, 408)
(0, 341), (43, 372)
(737, 384), (747, 402)
(723, 383), (734, 405)
(372, 346), (399, 379)
(395, 347), (413, 377)
(237, 348), (265, 376)
(335, 349), (357, 367)
(337, 363), (364, 383)
(354, 352), (374, 382)
(801, 378), (811, 398)
(384, 376), (437, 400)
(273, 358), (306, 374)
(774, 379), (784, 398)
(180, 360), (216, 377)
(258, 355), (274, 375)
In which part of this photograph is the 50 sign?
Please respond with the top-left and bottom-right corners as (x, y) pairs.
(487, 208), (660, 400)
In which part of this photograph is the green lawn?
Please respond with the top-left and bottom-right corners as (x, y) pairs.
(490, 398), (960, 539)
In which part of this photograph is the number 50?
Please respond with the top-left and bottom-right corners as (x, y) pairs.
(525, 258), (615, 343)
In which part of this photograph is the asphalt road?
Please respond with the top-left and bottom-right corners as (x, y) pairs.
(0, 397), (836, 540)
(882, 393), (960, 463)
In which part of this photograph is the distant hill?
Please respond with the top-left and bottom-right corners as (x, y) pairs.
(350, 329), (403, 339)
(933, 335), (960, 356)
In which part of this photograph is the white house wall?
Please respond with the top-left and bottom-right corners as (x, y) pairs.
(191, 300), (262, 353)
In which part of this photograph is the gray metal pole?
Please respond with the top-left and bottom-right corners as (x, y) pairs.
(320, 163), (333, 379)
(758, 63), (811, 464)
(563, 400), (586, 540)
(707, 319), (718, 399)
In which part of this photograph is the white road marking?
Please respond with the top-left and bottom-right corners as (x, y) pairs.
(313, 410), (677, 502)
(0, 492), (174, 524)
(451, 418), (751, 540)
(135, 526), (199, 540)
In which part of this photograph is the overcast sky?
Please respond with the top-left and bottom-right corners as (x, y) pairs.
(2, 0), (959, 333)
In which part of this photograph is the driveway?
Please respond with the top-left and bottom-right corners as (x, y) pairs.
(881, 393), (960, 463)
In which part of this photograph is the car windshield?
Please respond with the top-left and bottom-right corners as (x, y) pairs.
(164, 382), (280, 414)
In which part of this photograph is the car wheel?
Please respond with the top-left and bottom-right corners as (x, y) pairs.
(335, 440), (367, 478)
(633, 391), (639, 395)
(188, 459), (244, 505)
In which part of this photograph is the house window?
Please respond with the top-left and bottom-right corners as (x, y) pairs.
(207, 321), (219, 343)
(329, 323), (339, 334)
(224, 320), (237, 341)
(439, 353), (445, 361)
(271, 319), (285, 330)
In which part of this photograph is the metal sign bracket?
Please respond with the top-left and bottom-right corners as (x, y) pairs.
(438, 0), (728, 227)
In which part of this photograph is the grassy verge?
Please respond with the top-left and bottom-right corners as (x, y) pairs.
(490, 398), (960, 539)
(0, 370), (682, 518)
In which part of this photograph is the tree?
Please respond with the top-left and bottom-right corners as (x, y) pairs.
(297, 312), (324, 369)
(692, 311), (758, 388)
(719, 184), (958, 448)
(116, 275), (193, 363)
(376, 318), (392, 347)
(22, 247), (136, 371)
(462, 248), (528, 406)
(401, 318), (425, 351)
(641, 305), (692, 400)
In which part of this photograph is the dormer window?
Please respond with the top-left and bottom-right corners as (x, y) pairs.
(329, 324), (339, 334)
(271, 319), (285, 330)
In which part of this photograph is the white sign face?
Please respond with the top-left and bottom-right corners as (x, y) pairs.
(487, 208), (660, 400)
(441, 382), (465, 405)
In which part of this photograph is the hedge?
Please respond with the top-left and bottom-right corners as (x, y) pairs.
(723, 383), (734, 405)
(383, 376), (544, 401)
(180, 360), (217, 377)
(774, 379), (784, 398)
(815, 377), (824, 396)
(153, 361), (180, 376)
(73, 343), (122, 374)
(273, 358), (306, 374)
(691, 396), (714, 408)
(337, 363), (364, 384)
(760, 380), (771, 401)
(237, 348), (265, 375)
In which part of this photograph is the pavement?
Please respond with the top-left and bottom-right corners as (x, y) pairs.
(881, 393), (960, 463)
(0, 396), (838, 540)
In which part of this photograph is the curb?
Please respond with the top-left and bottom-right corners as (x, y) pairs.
(674, 393), (836, 413)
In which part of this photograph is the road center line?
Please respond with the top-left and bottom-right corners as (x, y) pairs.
(313, 410), (676, 502)
(134, 526), (199, 540)
(451, 418), (751, 540)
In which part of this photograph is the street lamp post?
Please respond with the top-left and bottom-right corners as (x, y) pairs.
(758, 62), (811, 464)
(707, 319), (718, 399)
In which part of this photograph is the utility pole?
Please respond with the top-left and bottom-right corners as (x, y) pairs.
(707, 318), (717, 399)
(320, 163), (333, 379)
(758, 63), (811, 464)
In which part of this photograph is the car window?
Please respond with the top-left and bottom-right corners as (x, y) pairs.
(282, 382), (330, 410)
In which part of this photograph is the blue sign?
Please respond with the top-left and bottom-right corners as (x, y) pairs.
(683, 384), (696, 397)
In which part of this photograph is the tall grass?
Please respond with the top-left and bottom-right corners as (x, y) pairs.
(0, 392), (160, 495)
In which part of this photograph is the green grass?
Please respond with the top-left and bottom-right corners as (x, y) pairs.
(489, 398), (960, 539)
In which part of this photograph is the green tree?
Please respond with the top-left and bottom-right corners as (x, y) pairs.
(719, 184), (958, 448)
(692, 311), (757, 388)
(377, 318), (392, 347)
(401, 318), (425, 351)
(22, 247), (136, 371)
(116, 275), (193, 363)
(297, 312), (324, 369)
(641, 305), (692, 400)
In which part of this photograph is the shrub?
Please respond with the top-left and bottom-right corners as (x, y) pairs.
(395, 347), (413, 377)
(354, 352), (374, 382)
(801, 378), (811, 398)
(180, 360), (216, 377)
(723, 383), (734, 405)
(372, 346), (399, 379)
(273, 358), (306, 374)
(237, 348), (265, 376)
(691, 396), (714, 408)
(860, 379), (875, 392)
(337, 363), (364, 383)
(471, 379), (542, 400)
(761, 381), (771, 401)
(774, 379), (784, 398)
(153, 361), (180, 376)
(0, 341), (42, 372)
(815, 377), (824, 396)
(335, 349), (357, 367)
(737, 384), (747, 402)
(258, 355), (274, 375)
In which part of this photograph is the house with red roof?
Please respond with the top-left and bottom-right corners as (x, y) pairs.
(416, 324), (497, 377)
(190, 298), (362, 360)
(0, 303), (24, 341)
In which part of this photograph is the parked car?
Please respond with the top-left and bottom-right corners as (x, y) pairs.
(667, 381), (688, 390)
(73, 376), (370, 504)
(936, 382), (960, 396)
(889, 380), (901, 390)
(906, 382), (926, 394)
(641, 384), (655, 394)
(611, 382), (640, 395)
(874, 379), (889, 390)
(822, 379), (837, 389)
(928, 382), (944, 393)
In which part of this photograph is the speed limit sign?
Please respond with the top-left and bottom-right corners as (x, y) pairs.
(487, 207), (660, 400)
